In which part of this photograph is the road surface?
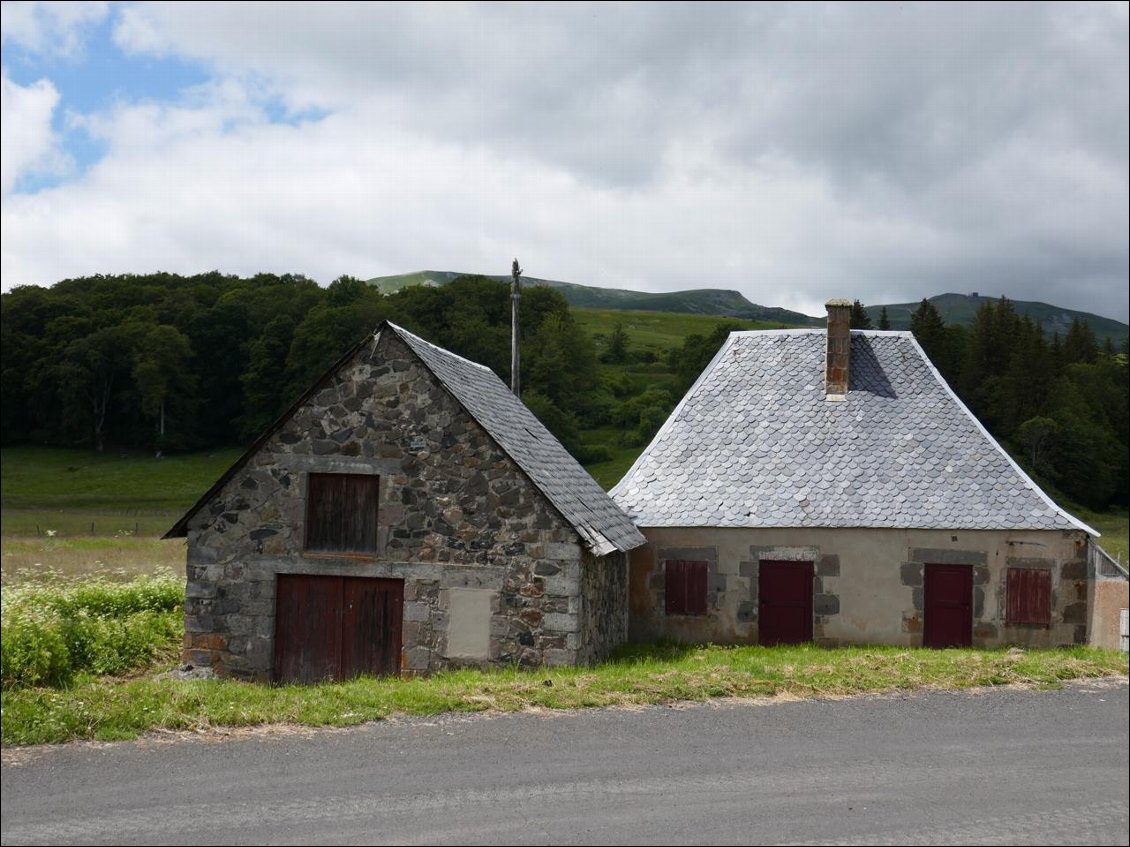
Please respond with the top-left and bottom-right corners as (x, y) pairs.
(2, 678), (1127, 845)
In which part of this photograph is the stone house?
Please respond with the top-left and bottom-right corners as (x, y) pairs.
(166, 321), (644, 682)
(611, 300), (1126, 650)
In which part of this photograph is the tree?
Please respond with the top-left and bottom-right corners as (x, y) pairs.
(1016, 416), (1059, 471)
(132, 324), (197, 452)
(910, 299), (946, 360)
(603, 322), (630, 363)
(878, 306), (891, 330)
(669, 322), (743, 394)
(239, 315), (297, 439)
(850, 300), (872, 330)
(1063, 317), (1098, 365)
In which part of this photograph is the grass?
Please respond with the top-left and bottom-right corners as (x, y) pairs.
(573, 307), (793, 361)
(0, 445), (223, 582)
(1, 537), (186, 585)
(580, 428), (646, 489)
(0, 445), (241, 513)
(2, 643), (1124, 746)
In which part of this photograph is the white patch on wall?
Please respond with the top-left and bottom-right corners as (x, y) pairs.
(445, 588), (493, 659)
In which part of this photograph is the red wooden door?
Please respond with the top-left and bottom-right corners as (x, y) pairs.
(923, 564), (972, 648)
(759, 560), (813, 646)
(274, 574), (342, 684)
(341, 577), (403, 680)
(274, 575), (403, 683)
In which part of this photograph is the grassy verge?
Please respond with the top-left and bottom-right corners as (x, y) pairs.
(3, 643), (1124, 746)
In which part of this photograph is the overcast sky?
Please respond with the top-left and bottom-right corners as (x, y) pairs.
(2, 1), (1127, 321)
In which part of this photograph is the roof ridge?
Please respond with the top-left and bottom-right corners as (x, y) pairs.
(902, 334), (1097, 536)
(385, 321), (495, 373)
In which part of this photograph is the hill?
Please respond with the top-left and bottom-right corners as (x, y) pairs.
(867, 293), (1128, 343)
(365, 270), (822, 326)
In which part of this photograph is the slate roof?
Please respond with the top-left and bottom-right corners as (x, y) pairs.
(387, 323), (645, 555)
(167, 321), (644, 556)
(610, 329), (1095, 534)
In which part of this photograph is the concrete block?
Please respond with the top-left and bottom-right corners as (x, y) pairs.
(543, 542), (583, 561)
(542, 612), (580, 633)
(543, 574), (580, 596)
(544, 648), (577, 667)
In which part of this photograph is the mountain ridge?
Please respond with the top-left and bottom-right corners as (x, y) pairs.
(365, 272), (1127, 341)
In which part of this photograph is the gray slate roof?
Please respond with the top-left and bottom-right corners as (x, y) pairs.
(389, 323), (645, 555)
(611, 330), (1094, 534)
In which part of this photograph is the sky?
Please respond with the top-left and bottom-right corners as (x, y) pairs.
(1, 2), (1127, 322)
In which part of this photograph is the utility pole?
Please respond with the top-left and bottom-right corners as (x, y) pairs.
(510, 257), (522, 396)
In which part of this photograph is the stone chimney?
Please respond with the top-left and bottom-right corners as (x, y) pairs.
(825, 298), (852, 401)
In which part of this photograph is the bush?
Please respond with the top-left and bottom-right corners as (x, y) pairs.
(1, 574), (184, 689)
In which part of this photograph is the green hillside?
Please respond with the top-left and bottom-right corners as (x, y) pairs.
(366, 270), (822, 326)
(868, 293), (1128, 343)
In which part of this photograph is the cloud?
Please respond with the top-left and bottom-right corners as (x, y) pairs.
(1, 2), (1127, 322)
(1, 1), (109, 58)
(0, 70), (69, 195)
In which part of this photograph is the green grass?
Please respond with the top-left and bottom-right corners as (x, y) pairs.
(574, 307), (791, 361)
(580, 428), (646, 489)
(0, 446), (241, 514)
(1, 445), (240, 541)
(2, 643), (1124, 746)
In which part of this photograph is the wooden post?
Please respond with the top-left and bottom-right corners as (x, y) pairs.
(511, 258), (522, 396)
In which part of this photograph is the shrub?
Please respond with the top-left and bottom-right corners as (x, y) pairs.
(1, 574), (184, 689)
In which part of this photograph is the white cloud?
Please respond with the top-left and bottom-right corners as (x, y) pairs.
(1, 2), (1127, 322)
(0, 1), (109, 57)
(0, 70), (68, 196)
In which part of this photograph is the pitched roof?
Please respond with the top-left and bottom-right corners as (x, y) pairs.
(167, 321), (643, 555)
(611, 329), (1095, 535)
(388, 323), (644, 555)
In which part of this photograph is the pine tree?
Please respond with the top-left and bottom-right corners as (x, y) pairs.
(850, 300), (872, 329)
(878, 306), (891, 330)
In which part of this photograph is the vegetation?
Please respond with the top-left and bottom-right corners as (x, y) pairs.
(367, 269), (824, 325)
(2, 642), (1124, 746)
(2, 274), (1126, 510)
(1, 572), (183, 688)
(867, 292), (1129, 345)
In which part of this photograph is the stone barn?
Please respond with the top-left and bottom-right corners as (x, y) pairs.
(611, 300), (1125, 650)
(166, 321), (644, 682)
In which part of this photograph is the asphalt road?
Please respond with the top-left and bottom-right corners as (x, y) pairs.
(2, 679), (1127, 846)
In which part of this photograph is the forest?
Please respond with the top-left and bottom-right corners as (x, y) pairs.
(1, 272), (1126, 511)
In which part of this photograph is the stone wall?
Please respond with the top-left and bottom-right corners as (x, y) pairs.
(630, 526), (1092, 648)
(578, 551), (629, 665)
(182, 330), (611, 680)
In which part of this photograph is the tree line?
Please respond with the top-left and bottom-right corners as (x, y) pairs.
(1, 275), (1126, 511)
(0, 272), (613, 461)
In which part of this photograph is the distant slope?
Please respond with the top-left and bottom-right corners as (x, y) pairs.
(868, 293), (1128, 343)
(366, 270), (822, 326)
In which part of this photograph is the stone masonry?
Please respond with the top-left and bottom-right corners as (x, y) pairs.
(181, 330), (628, 680)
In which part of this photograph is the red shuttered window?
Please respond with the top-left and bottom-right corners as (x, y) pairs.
(665, 560), (708, 616)
(1006, 568), (1051, 625)
(305, 473), (379, 553)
